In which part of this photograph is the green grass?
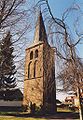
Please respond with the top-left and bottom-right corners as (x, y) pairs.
(57, 107), (72, 112)
(0, 112), (46, 120)
(0, 112), (22, 115)
(0, 117), (46, 120)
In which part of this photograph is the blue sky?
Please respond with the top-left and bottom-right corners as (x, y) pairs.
(48, 0), (82, 17)
(18, 0), (83, 100)
(30, 0), (83, 58)
(34, 0), (83, 101)
(48, 0), (83, 59)
(48, 0), (75, 18)
(46, 0), (83, 100)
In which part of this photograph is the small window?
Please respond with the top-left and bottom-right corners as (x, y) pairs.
(34, 60), (37, 77)
(28, 62), (32, 78)
(30, 51), (33, 60)
(35, 49), (38, 58)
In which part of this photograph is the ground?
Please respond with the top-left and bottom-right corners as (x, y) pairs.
(0, 111), (79, 120)
(0, 106), (80, 120)
(0, 117), (46, 120)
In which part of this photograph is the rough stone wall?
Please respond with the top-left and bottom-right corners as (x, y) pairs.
(23, 43), (44, 106)
(23, 42), (56, 112)
(43, 43), (56, 112)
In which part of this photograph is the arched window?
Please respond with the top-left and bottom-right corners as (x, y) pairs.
(30, 51), (33, 60)
(34, 61), (37, 78)
(28, 62), (32, 78)
(35, 49), (38, 58)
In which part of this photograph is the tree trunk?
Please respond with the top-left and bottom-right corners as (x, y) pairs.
(77, 87), (83, 120)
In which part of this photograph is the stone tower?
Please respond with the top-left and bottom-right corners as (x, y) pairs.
(23, 11), (56, 113)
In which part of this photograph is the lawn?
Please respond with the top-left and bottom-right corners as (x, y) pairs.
(0, 109), (79, 120)
(0, 116), (46, 120)
(57, 107), (72, 112)
(0, 112), (46, 120)
(57, 107), (79, 113)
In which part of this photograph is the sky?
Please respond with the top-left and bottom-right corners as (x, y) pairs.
(47, 0), (83, 100)
(18, 0), (83, 101)
(48, 0), (83, 59)
(27, 0), (83, 58)
(49, 0), (76, 18)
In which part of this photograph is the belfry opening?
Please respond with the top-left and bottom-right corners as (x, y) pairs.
(23, 11), (56, 113)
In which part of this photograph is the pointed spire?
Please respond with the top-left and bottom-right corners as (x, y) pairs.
(34, 11), (47, 44)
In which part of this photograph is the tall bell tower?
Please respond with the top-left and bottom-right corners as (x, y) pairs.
(23, 11), (56, 113)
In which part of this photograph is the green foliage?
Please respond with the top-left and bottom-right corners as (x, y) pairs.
(0, 31), (16, 90)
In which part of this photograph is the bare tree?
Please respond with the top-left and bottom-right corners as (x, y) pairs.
(0, 0), (35, 90)
(34, 0), (83, 119)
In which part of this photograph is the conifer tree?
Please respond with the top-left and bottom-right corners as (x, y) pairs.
(0, 31), (16, 90)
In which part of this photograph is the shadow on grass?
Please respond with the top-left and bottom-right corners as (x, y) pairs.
(0, 111), (79, 119)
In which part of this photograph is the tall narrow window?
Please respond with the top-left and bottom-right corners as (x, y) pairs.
(28, 62), (32, 78)
(34, 61), (37, 78)
(35, 49), (38, 58)
(30, 51), (33, 60)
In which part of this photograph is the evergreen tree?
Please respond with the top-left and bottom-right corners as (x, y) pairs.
(0, 31), (16, 90)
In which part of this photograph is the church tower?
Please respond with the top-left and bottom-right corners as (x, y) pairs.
(23, 11), (56, 113)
